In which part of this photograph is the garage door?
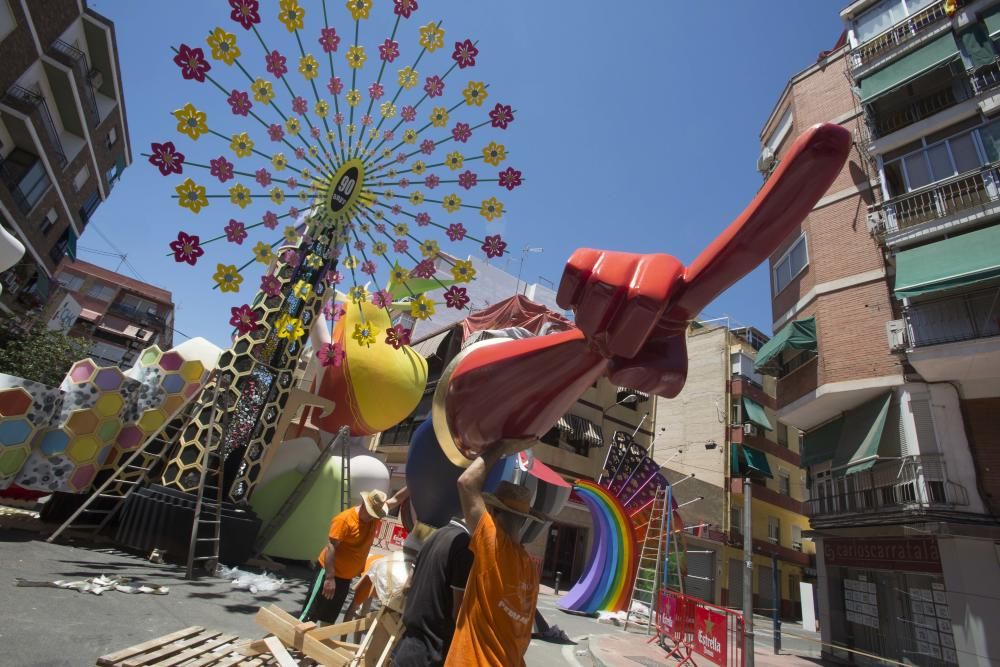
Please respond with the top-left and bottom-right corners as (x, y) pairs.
(685, 551), (716, 603)
(728, 558), (743, 609)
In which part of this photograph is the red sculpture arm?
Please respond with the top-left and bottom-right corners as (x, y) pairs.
(440, 123), (851, 460)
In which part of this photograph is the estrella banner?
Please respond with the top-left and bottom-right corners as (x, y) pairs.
(694, 605), (728, 666)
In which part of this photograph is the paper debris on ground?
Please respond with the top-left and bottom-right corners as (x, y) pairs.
(14, 575), (168, 595)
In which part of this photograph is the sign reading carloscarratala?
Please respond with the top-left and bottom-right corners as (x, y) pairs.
(824, 536), (942, 573)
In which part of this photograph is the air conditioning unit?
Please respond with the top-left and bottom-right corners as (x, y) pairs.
(743, 423), (758, 437)
(866, 210), (885, 235)
(756, 147), (777, 175)
(87, 68), (104, 89)
(886, 319), (908, 352)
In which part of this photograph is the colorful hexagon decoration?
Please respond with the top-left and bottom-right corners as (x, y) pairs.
(0, 388), (32, 417)
(140, 347), (162, 366)
(68, 360), (97, 384)
(94, 393), (124, 418)
(0, 447), (29, 477)
(115, 426), (144, 451)
(39, 430), (70, 456)
(138, 409), (167, 434)
(94, 367), (124, 391)
(96, 418), (122, 442)
(65, 410), (100, 436)
(69, 463), (97, 491)
(159, 351), (183, 371)
(67, 435), (100, 463)
(180, 360), (205, 383)
(0, 419), (31, 446)
(161, 374), (186, 395)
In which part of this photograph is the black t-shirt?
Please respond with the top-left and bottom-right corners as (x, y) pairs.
(401, 520), (474, 662)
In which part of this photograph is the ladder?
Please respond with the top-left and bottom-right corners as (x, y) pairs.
(624, 485), (670, 634)
(339, 428), (352, 512)
(185, 377), (229, 579)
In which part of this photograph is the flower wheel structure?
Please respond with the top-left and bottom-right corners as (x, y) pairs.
(151, 0), (522, 353)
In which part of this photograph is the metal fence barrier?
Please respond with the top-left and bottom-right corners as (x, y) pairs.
(655, 589), (745, 667)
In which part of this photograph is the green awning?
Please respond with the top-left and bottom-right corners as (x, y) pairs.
(733, 445), (773, 479)
(834, 393), (893, 475)
(894, 225), (1000, 298)
(959, 23), (996, 68)
(985, 4), (1000, 37)
(859, 33), (960, 103)
(742, 396), (773, 431)
(754, 317), (817, 372)
(66, 230), (77, 262)
(802, 417), (842, 467)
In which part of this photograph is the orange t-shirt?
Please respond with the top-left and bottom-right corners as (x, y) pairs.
(444, 512), (539, 667)
(316, 507), (379, 579)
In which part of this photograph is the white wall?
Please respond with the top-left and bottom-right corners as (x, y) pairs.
(938, 536), (1000, 666)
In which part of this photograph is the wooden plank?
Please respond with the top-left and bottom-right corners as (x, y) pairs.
(292, 622), (316, 650)
(262, 636), (298, 667)
(97, 627), (205, 665)
(180, 647), (246, 667)
(155, 634), (237, 667)
(254, 607), (298, 648)
(233, 639), (271, 657)
(301, 635), (351, 667)
(305, 615), (373, 641)
(208, 654), (257, 667)
(122, 630), (223, 667)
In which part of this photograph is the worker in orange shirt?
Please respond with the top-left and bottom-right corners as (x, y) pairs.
(445, 449), (546, 667)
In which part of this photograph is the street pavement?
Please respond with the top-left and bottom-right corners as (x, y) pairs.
(0, 519), (827, 666)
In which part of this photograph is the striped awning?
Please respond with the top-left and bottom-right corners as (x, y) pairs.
(566, 414), (604, 448)
(617, 387), (650, 401)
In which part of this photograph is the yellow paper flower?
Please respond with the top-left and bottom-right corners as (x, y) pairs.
(409, 191), (425, 205)
(213, 264), (243, 293)
(283, 226), (300, 244)
(345, 89), (361, 107)
(305, 254), (324, 268)
(419, 239), (440, 257)
(173, 103), (208, 140)
(348, 285), (369, 304)
(272, 153), (288, 171)
(483, 142), (507, 167)
(206, 27), (240, 65)
(229, 183), (252, 209)
(410, 294), (436, 320)
(380, 101), (397, 119)
(252, 78), (275, 104)
(252, 241), (274, 264)
(346, 45), (366, 69)
(442, 193), (461, 213)
(343, 255), (359, 270)
(393, 222), (409, 237)
(298, 54), (319, 80)
(397, 66), (418, 89)
(275, 313), (305, 340)
(230, 132), (254, 158)
(451, 259), (476, 283)
(278, 0), (305, 32)
(382, 147), (393, 159)
(463, 81), (488, 107)
(372, 241), (388, 256)
(314, 100), (329, 117)
(418, 22), (445, 52)
(346, 0), (372, 20)
(345, 123), (357, 136)
(428, 107), (448, 128)
(402, 129), (418, 145)
(445, 151), (464, 171)
(352, 321), (379, 346)
(389, 263), (407, 284)
(411, 160), (426, 175)
(480, 197), (504, 222)
(285, 117), (301, 136)
(300, 167), (311, 181)
(292, 280), (313, 300)
(270, 187), (285, 204)
(308, 146), (318, 158)
(175, 178), (208, 213)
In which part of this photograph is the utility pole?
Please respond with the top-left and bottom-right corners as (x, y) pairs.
(772, 554), (781, 654)
(743, 477), (755, 667)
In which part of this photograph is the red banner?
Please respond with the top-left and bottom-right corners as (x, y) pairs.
(390, 524), (407, 547)
(661, 594), (678, 637)
(693, 605), (727, 666)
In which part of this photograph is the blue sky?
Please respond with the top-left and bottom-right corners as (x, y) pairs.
(82, 0), (844, 348)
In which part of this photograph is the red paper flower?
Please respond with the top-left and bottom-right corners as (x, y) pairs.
(446, 223), (466, 242)
(423, 75), (444, 98)
(227, 89), (252, 116)
(267, 124), (285, 142)
(443, 286), (470, 309)
(229, 304), (259, 334)
(396, 152), (408, 164)
(173, 44), (211, 82)
(328, 76), (343, 95)
(323, 300), (346, 320)
(451, 122), (471, 143)
(424, 174), (440, 189)
(326, 270), (344, 286)
(482, 234), (507, 258)
(281, 249), (300, 267)
(260, 274), (282, 297)
(255, 168), (272, 187)
(148, 141), (185, 176)
(498, 167), (522, 191)
(393, 0), (418, 19)
(379, 38), (399, 62)
(265, 50), (288, 78)
(170, 231), (204, 266)
(371, 289), (393, 308)
(411, 259), (436, 278)
(229, 0), (261, 30)
(452, 39), (478, 69)
(489, 103), (514, 129)
(224, 219), (247, 244)
(210, 155), (234, 183)
(401, 105), (416, 122)
(361, 260), (377, 275)
(317, 342), (346, 367)
(368, 82), (384, 100)
(285, 176), (298, 189)
(419, 139), (435, 155)
(291, 96), (308, 114)
(385, 324), (412, 349)
(294, 147), (305, 160)
(319, 27), (341, 53)
(458, 170), (478, 190)
(393, 239), (409, 253)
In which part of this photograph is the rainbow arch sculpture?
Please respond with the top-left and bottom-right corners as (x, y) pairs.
(557, 480), (637, 613)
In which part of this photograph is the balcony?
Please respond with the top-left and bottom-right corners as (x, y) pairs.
(107, 301), (167, 329)
(850, 0), (950, 71)
(806, 454), (970, 525)
(49, 39), (100, 129)
(2, 85), (67, 168)
(905, 284), (1000, 347)
(0, 148), (52, 215)
(866, 74), (971, 139)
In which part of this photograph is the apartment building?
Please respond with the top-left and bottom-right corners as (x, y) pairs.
(757, 1), (1000, 663)
(51, 259), (174, 368)
(0, 0), (131, 316)
(649, 321), (814, 620)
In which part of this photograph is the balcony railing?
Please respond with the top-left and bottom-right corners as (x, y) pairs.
(807, 454), (969, 518)
(0, 148), (51, 215)
(2, 85), (67, 168)
(971, 59), (1000, 96)
(850, 0), (949, 70)
(868, 163), (999, 235)
(107, 302), (167, 329)
(905, 284), (1000, 347)
(868, 80), (971, 138)
(50, 39), (100, 128)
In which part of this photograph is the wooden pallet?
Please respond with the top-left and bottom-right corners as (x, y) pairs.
(95, 626), (316, 667)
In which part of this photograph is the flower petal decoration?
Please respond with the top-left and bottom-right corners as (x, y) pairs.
(148, 141), (185, 176)
(176, 178), (209, 213)
(450, 259), (476, 283)
(229, 304), (259, 334)
(319, 26), (341, 53)
(252, 240), (274, 264)
(298, 53), (319, 80)
(452, 39), (478, 69)
(451, 122), (471, 143)
(458, 170), (478, 190)
(370, 289), (392, 308)
(213, 263), (243, 292)
(483, 141), (506, 166)
(275, 313), (305, 340)
(317, 341), (346, 366)
(228, 0), (261, 30)
(292, 279), (313, 300)
(253, 77), (276, 103)
(323, 300), (347, 321)
(442, 193), (461, 213)
(346, 45), (367, 69)
(379, 38), (399, 62)
(498, 166), (522, 191)
(230, 132), (255, 158)
(210, 155), (235, 182)
(393, 0), (418, 19)
(173, 103), (209, 140)
(170, 231), (204, 266)
(443, 285), (470, 309)
(482, 234), (507, 258)
(352, 321), (380, 346)
(462, 81), (487, 106)
(224, 219), (248, 244)
(410, 294), (436, 320)
(418, 22), (444, 52)
(347, 0), (373, 21)
(207, 27), (240, 65)
(446, 223), (466, 241)
(278, 0), (305, 32)
(173, 43), (211, 82)
(227, 89), (252, 116)
(479, 196), (503, 222)
(385, 324), (411, 349)
(229, 183), (252, 208)
(489, 102), (514, 129)
(260, 273), (282, 297)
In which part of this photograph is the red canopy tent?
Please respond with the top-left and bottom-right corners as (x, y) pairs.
(461, 294), (574, 341)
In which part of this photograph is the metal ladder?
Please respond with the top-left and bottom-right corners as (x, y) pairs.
(624, 485), (670, 633)
(339, 429), (352, 512)
(185, 377), (229, 579)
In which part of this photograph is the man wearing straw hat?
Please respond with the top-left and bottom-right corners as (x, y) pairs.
(301, 488), (395, 624)
(445, 448), (547, 667)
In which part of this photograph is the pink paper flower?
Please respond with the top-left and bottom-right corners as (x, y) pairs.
(291, 96), (308, 114)
(148, 141), (185, 176)
(354, 239), (366, 252)
(415, 212), (431, 227)
(371, 289), (392, 308)
(401, 106), (416, 122)
(267, 124), (285, 141)
(420, 139), (435, 155)
(327, 76), (343, 95)
(265, 50), (287, 78)
(452, 39), (479, 69)
(288, 206), (299, 219)
(385, 324), (411, 349)
(361, 260), (377, 276)
(379, 39), (400, 62)
(383, 130), (395, 142)
(281, 249), (300, 267)
(489, 103), (514, 129)
(399, 178), (410, 189)
(294, 147), (305, 160)
(224, 219), (247, 244)
(325, 270), (343, 286)
(498, 167), (522, 190)
(227, 89), (252, 116)
(451, 122), (471, 143)
(362, 113), (373, 127)
(444, 286), (470, 309)
(310, 126), (321, 139)
(423, 75), (444, 98)
(482, 234), (507, 258)
(424, 174), (440, 189)
(368, 82), (384, 99)
(210, 155), (234, 183)
(285, 176), (298, 189)
(396, 152), (408, 164)
(263, 211), (279, 229)
(411, 259), (436, 278)
(334, 112), (344, 125)
(317, 342), (346, 367)
(173, 44), (211, 82)
(260, 274), (282, 297)
(323, 300), (346, 321)
(229, 304), (259, 334)
(458, 170), (477, 190)
(229, 0), (261, 30)
(391, 204), (402, 215)
(393, 0), (418, 20)
(394, 239), (409, 253)
(446, 223), (466, 241)
(170, 231), (204, 265)
(319, 27), (341, 53)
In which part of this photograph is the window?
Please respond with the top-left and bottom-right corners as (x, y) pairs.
(853, 0), (937, 43)
(0, 0), (14, 42)
(730, 403), (741, 426)
(767, 516), (781, 545)
(883, 128), (985, 197)
(772, 235), (808, 294)
(79, 190), (100, 223)
(777, 423), (788, 448)
(87, 282), (116, 301)
(730, 505), (742, 533)
(764, 107), (793, 155)
(40, 207), (57, 235)
(57, 273), (84, 292)
(779, 471), (791, 496)
(791, 525), (803, 552)
(73, 166), (90, 192)
(120, 293), (159, 314)
(90, 341), (126, 364)
(105, 127), (118, 149)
